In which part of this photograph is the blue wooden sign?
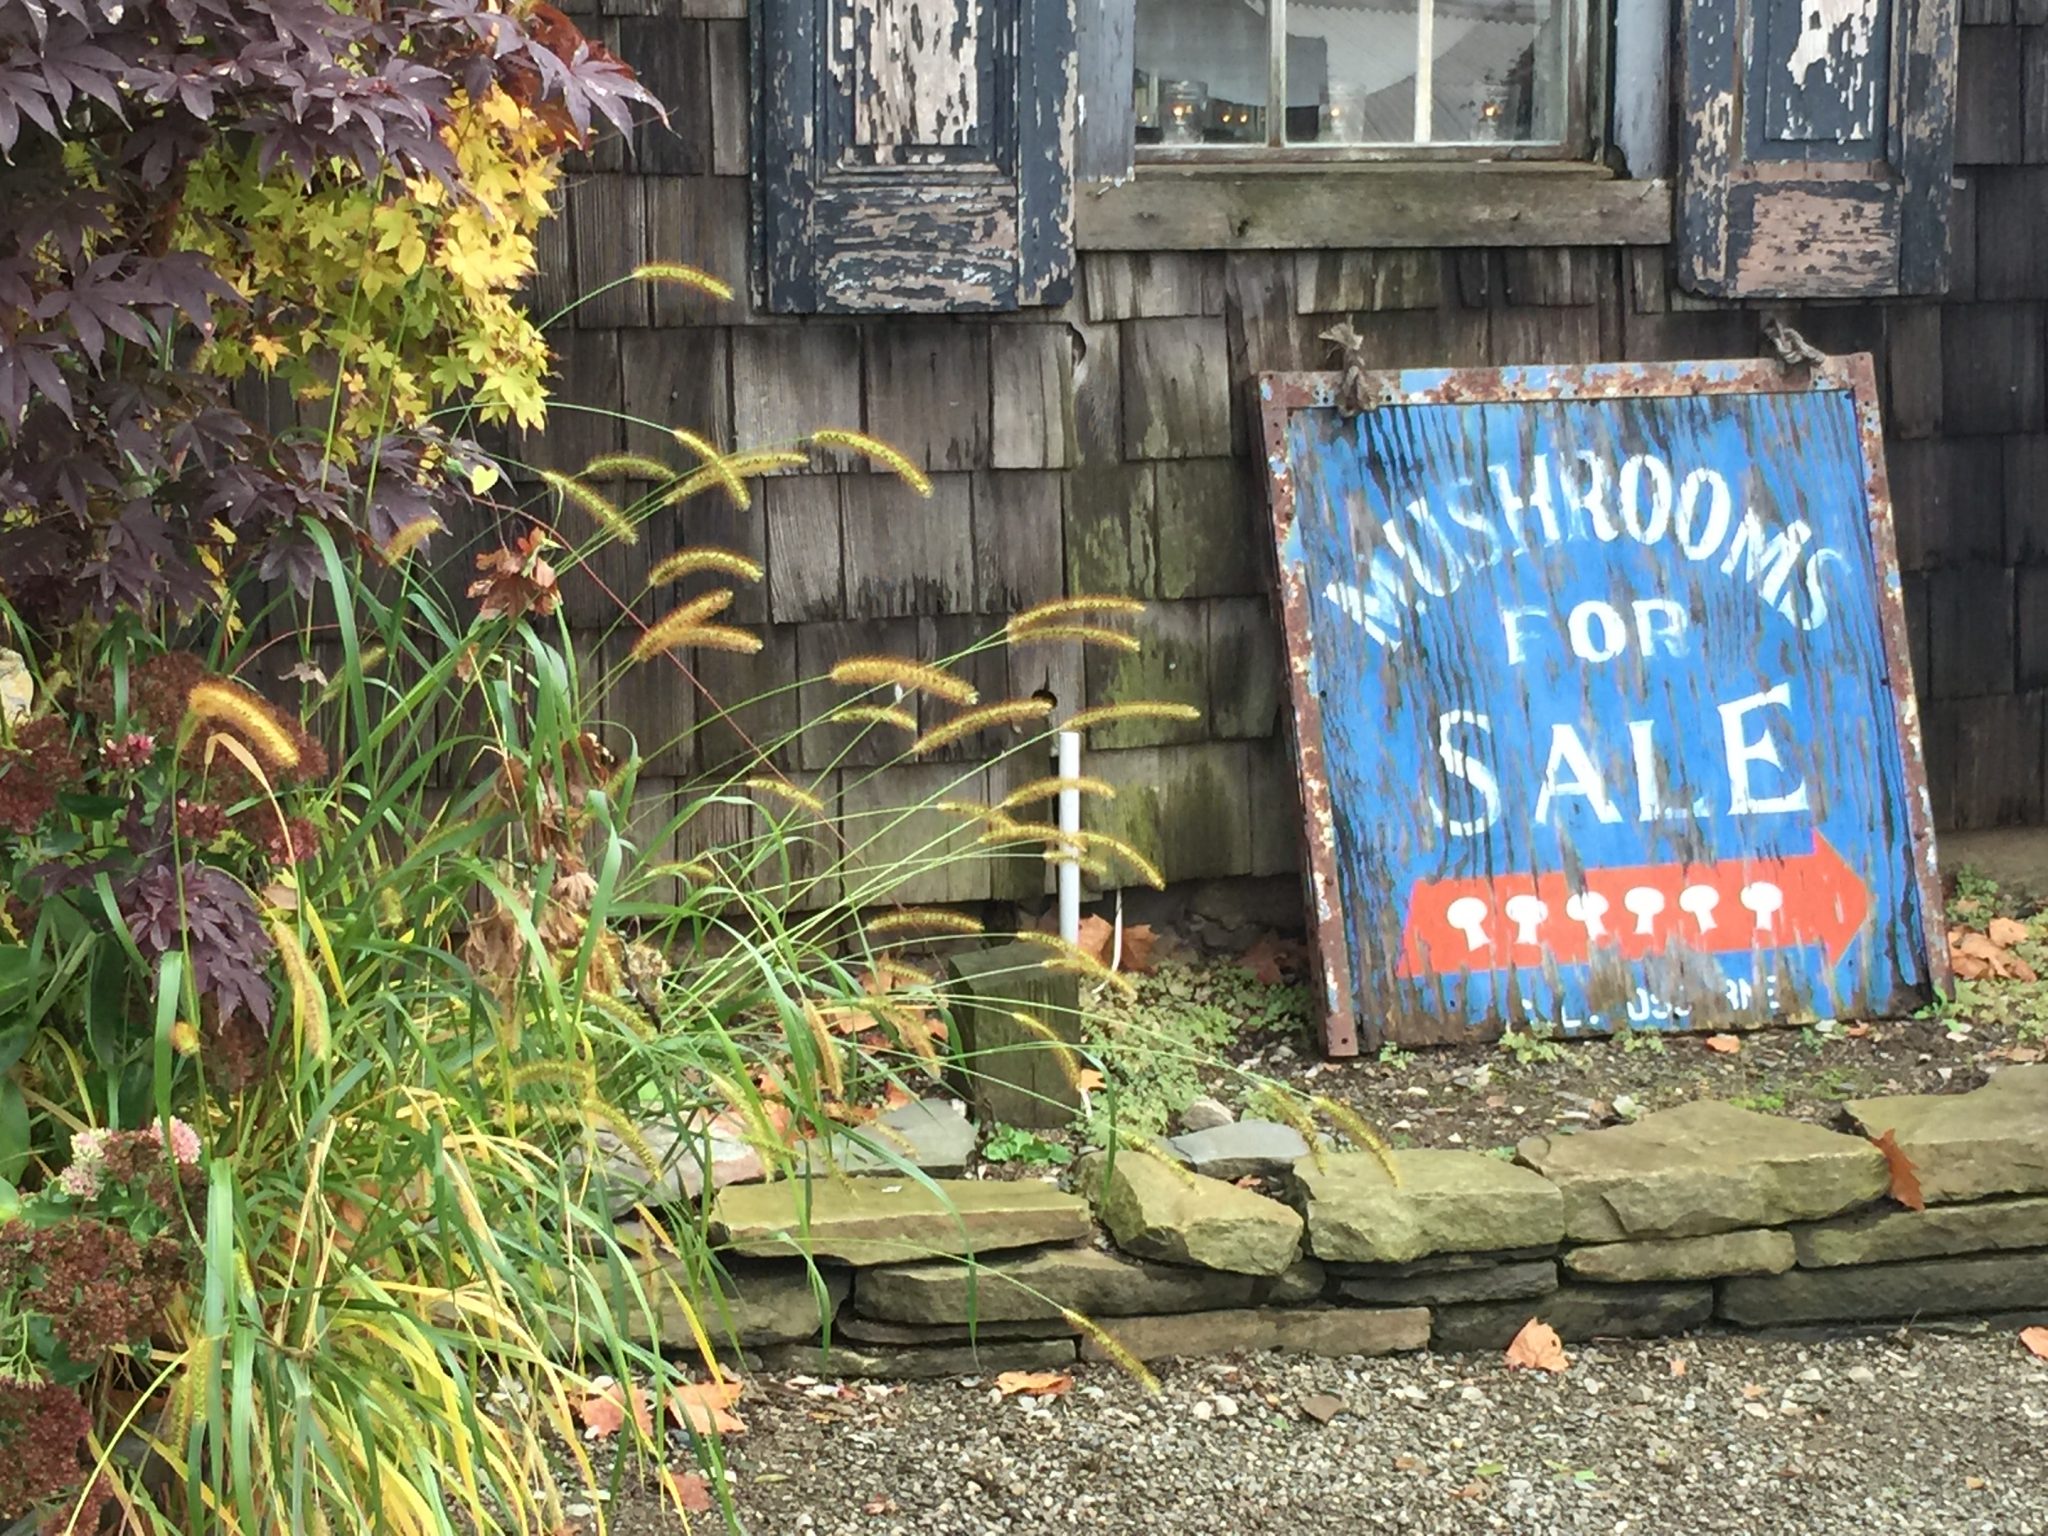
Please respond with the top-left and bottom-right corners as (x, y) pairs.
(1260, 357), (1947, 1055)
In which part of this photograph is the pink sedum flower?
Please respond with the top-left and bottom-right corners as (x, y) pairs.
(163, 1118), (201, 1166)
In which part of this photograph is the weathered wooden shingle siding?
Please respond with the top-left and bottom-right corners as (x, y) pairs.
(513, 2), (2046, 908)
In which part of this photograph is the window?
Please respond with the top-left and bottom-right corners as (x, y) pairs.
(1133, 0), (1582, 155)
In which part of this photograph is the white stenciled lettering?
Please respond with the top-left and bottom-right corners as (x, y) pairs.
(1628, 718), (1705, 820)
(1676, 466), (1734, 560)
(1444, 480), (1507, 569)
(1501, 606), (1548, 664)
(1721, 513), (1813, 621)
(1718, 683), (1810, 814)
(1557, 451), (1619, 543)
(1631, 598), (1688, 657)
(1386, 505), (1463, 598)
(1321, 543), (1412, 647)
(1426, 710), (1501, 836)
(1534, 723), (1625, 825)
(1490, 456), (1561, 555)
(1799, 547), (1843, 631)
(1619, 453), (1674, 544)
(1567, 601), (1628, 662)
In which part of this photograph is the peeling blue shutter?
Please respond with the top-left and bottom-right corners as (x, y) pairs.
(1677, 0), (1957, 297)
(755, 0), (1077, 314)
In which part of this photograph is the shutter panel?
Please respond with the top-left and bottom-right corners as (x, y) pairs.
(1074, 0), (1137, 184)
(1677, 0), (1957, 297)
(755, 0), (1076, 314)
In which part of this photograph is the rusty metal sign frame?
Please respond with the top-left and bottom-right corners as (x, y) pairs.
(1259, 354), (1950, 1057)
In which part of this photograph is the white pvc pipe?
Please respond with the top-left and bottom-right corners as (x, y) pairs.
(1056, 730), (1082, 945)
(1413, 0), (1435, 144)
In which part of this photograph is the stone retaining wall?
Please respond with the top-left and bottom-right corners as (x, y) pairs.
(642, 1069), (2048, 1375)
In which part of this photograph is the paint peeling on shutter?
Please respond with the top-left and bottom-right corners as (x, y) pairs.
(1677, 0), (1956, 297)
(756, 0), (1077, 313)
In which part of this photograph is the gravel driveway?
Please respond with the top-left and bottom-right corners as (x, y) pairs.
(597, 1329), (2048, 1536)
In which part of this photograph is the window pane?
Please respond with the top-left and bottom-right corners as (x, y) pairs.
(1285, 0), (1570, 145)
(1134, 0), (1269, 147)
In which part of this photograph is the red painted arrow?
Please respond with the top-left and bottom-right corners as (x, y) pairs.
(1396, 834), (1870, 979)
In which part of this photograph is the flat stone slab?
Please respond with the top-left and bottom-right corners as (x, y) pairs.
(1294, 1151), (1565, 1265)
(756, 1337), (1078, 1380)
(834, 1314), (1080, 1347)
(1262, 1257), (1328, 1306)
(1165, 1120), (1312, 1181)
(1337, 1259), (1558, 1307)
(1720, 1252), (2048, 1327)
(1431, 1284), (1714, 1353)
(1564, 1229), (1795, 1284)
(803, 1099), (978, 1178)
(566, 1254), (849, 1351)
(1327, 1247), (1559, 1279)
(856, 1245), (1261, 1324)
(581, 1115), (763, 1215)
(1088, 1152), (1303, 1276)
(1790, 1196), (2048, 1267)
(712, 1178), (1088, 1265)
(1080, 1307), (1430, 1363)
(1517, 1100), (1889, 1242)
(1846, 1068), (2048, 1204)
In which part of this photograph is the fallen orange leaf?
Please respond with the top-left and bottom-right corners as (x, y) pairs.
(1075, 913), (1115, 965)
(665, 1469), (715, 1513)
(1120, 922), (1159, 975)
(578, 1379), (652, 1439)
(1704, 1033), (1742, 1054)
(1669, 1356), (1688, 1377)
(1869, 1128), (1926, 1212)
(2021, 1326), (2048, 1361)
(1073, 1067), (1105, 1093)
(671, 1378), (747, 1437)
(1240, 933), (1304, 985)
(994, 1369), (1073, 1397)
(1503, 1318), (1569, 1373)
(1845, 1023), (1871, 1038)
(1988, 916), (2031, 948)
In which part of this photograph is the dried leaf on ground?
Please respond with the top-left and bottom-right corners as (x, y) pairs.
(1988, 916), (2030, 948)
(1504, 1318), (1570, 1373)
(1120, 923), (1159, 974)
(665, 1470), (715, 1513)
(1950, 929), (2039, 983)
(1073, 1067), (1105, 1093)
(994, 1370), (1072, 1397)
(1075, 913), (1114, 964)
(1870, 1128), (1927, 1212)
(1300, 1393), (1345, 1424)
(1669, 1356), (1688, 1377)
(672, 1378), (748, 1437)
(579, 1378), (653, 1439)
(1704, 1033), (1742, 1055)
(2020, 1326), (2048, 1361)
(1239, 934), (1305, 985)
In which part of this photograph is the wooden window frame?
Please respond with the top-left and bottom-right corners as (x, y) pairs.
(1130, 0), (1601, 167)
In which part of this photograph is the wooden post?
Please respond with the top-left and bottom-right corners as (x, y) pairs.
(943, 942), (1085, 1130)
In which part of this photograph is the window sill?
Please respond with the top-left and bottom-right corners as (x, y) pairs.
(1075, 163), (1674, 251)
